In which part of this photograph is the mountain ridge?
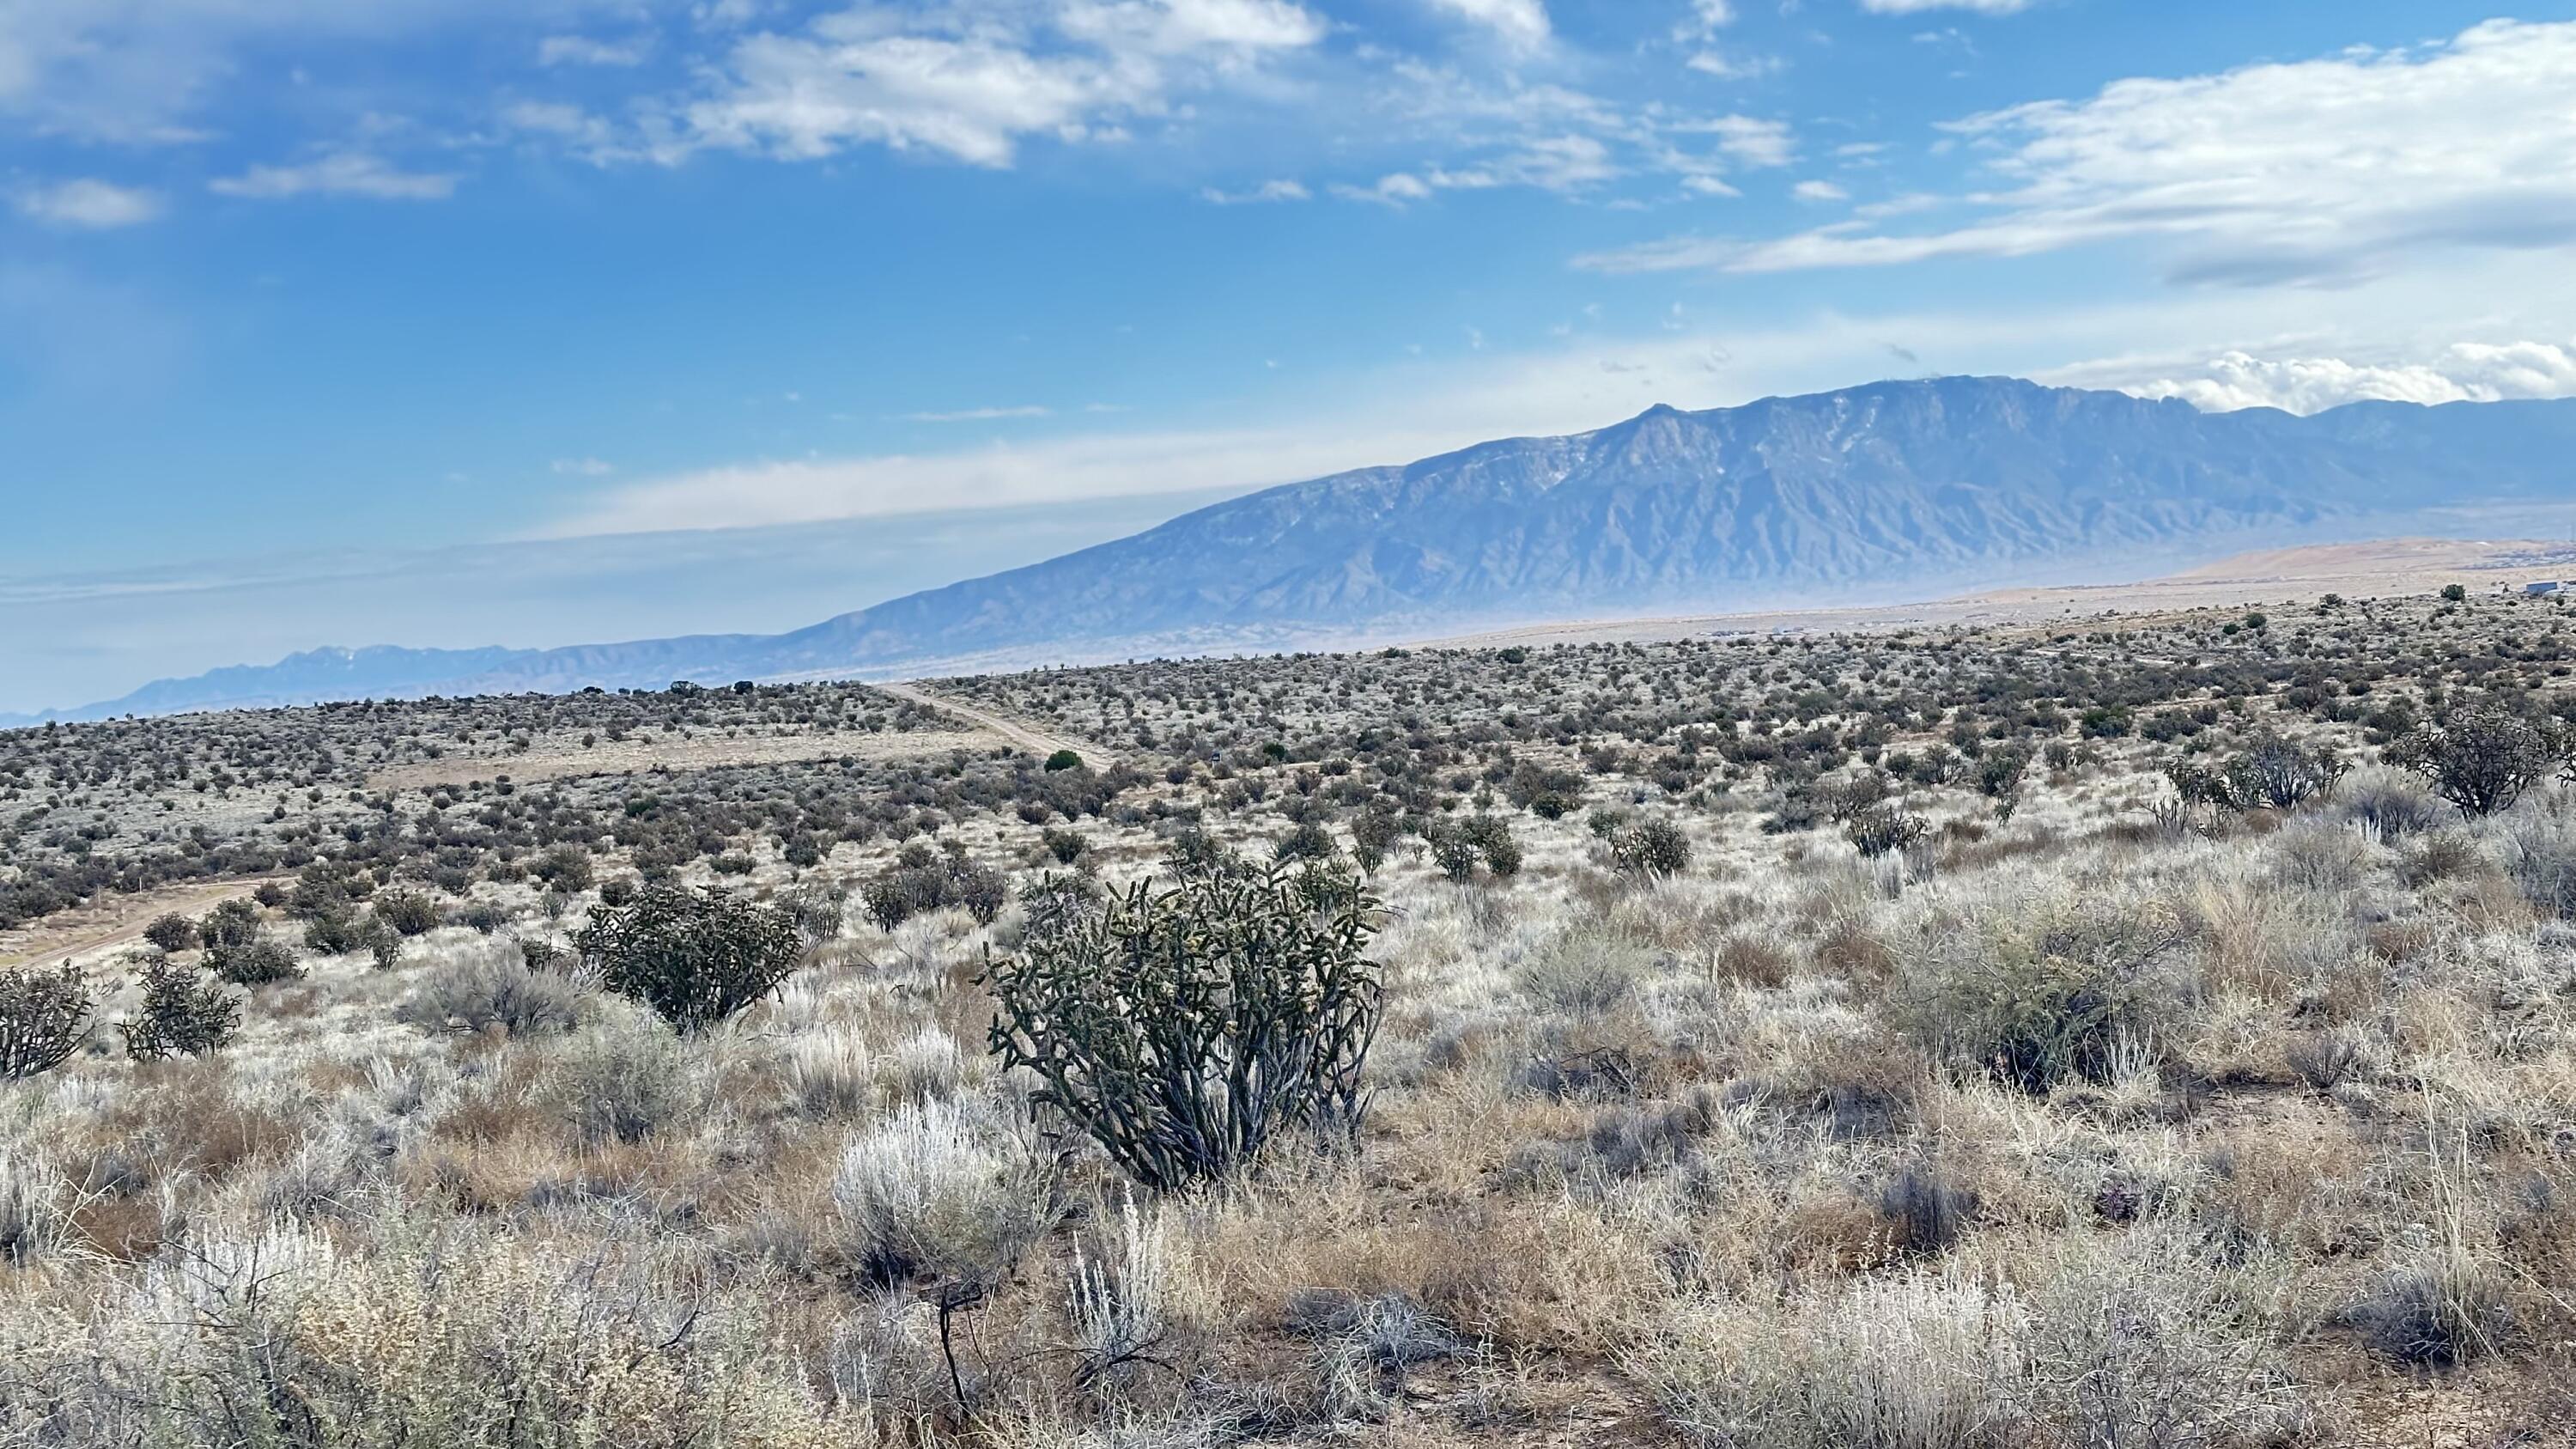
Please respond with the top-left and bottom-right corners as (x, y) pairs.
(15, 374), (2576, 726)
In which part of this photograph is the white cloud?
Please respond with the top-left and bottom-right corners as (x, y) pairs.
(1860, 0), (2034, 13)
(0, 0), (638, 141)
(1200, 178), (1311, 203)
(1424, 0), (1552, 51)
(1577, 20), (2576, 284)
(13, 178), (163, 228)
(1680, 113), (1793, 168)
(530, 236), (2576, 540)
(1791, 179), (1846, 203)
(535, 424), (1472, 537)
(1334, 172), (1436, 204)
(2095, 342), (2576, 415)
(1684, 49), (1783, 81)
(1678, 0), (1735, 38)
(538, 33), (651, 66)
(902, 405), (1056, 422)
(551, 457), (616, 477)
(678, 0), (1324, 167)
(209, 152), (460, 200)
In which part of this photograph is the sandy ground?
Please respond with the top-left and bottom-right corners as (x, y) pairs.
(1425, 537), (2576, 650)
(873, 682), (1106, 764)
(0, 874), (293, 972)
(9, 688), (1108, 969)
(368, 728), (998, 793)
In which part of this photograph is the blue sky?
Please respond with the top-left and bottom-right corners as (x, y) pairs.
(6, 0), (2576, 711)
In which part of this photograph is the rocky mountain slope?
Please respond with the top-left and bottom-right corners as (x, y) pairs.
(19, 375), (2575, 722)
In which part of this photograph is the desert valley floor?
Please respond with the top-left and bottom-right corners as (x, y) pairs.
(3, 562), (2574, 1447)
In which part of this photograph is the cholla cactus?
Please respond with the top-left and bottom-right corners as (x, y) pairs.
(0, 965), (90, 1080)
(984, 861), (1383, 1190)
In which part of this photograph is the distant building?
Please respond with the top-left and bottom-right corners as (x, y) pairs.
(2526, 581), (2561, 595)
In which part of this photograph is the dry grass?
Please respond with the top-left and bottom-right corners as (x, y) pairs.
(7, 598), (2576, 1446)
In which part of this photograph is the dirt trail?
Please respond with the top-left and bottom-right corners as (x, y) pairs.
(0, 874), (292, 972)
(876, 681), (1108, 764)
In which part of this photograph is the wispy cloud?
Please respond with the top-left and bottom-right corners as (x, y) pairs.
(210, 151), (461, 201)
(1860, 0), (2034, 13)
(550, 457), (615, 477)
(1576, 20), (2576, 286)
(901, 405), (1055, 423)
(1200, 179), (1313, 204)
(12, 178), (164, 228)
(538, 33), (651, 66)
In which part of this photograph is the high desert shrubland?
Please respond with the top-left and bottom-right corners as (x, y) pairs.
(3, 589), (2574, 1446)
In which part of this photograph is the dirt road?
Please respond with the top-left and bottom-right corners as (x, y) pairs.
(0, 874), (292, 972)
(875, 682), (1106, 764)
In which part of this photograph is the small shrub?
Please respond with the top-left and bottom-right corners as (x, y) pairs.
(142, 914), (199, 953)
(2353, 1261), (2512, 1367)
(1273, 818), (1337, 863)
(985, 863), (1383, 1190)
(2388, 704), (2575, 816)
(119, 958), (240, 1060)
(373, 890), (440, 938)
(199, 897), (259, 949)
(1875, 1162), (1978, 1257)
(1610, 817), (1691, 878)
(0, 965), (92, 1080)
(532, 844), (596, 893)
(550, 1019), (695, 1144)
(1427, 827), (1481, 885)
(1844, 804), (1929, 859)
(1041, 825), (1091, 866)
(863, 853), (1008, 930)
(1893, 892), (2178, 1093)
(398, 949), (583, 1036)
(832, 1094), (1054, 1293)
(1350, 810), (1403, 874)
(2341, 767), (2444, 837)
(1975, 745), (2032, 819)
(574, 884), (804, 1031)
(208, 935), (303, 987)
(1462, 814), (1521, 878)
(1044, 749), (1084, 772)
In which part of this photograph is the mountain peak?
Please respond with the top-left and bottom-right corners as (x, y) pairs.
(21, 378), (2576, 725)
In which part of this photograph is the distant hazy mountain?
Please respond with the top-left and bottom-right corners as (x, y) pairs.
(18, 375), (2576, 724)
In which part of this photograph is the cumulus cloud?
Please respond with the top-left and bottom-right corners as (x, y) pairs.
(209, 152), (460, 201)
(1424, 0), (1552, 51)
(2105, 342), (2576, 415)
(13, 178), (163, 228)
(1677, 0), (1735, 37)
(677, 0), (1325, 167)
(1576, 19), (2576, 285)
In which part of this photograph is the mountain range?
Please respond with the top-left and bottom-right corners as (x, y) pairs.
(15, 374), (2576, 725)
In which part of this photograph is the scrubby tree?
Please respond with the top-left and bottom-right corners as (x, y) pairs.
(2389, 705), (2575, 817)
(142, 914), (199, 953)
(575, 884), (804, 1030)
